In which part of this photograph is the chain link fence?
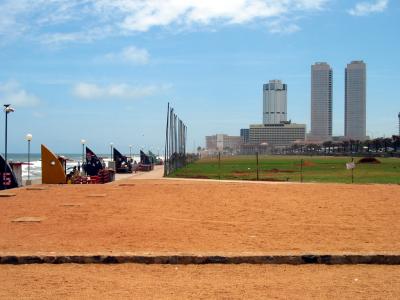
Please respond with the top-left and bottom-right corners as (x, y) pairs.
(170, 153), (400, 184)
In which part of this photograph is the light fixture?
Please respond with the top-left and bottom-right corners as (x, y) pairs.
(81, 139), (86, 175)
(25, 134), (33, 185)
(3, 104), (15, 188)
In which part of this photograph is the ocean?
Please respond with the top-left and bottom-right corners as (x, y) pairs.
(7, 153), (142, 180)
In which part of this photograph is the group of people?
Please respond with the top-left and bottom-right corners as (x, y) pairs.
(66, 165), (80, 184)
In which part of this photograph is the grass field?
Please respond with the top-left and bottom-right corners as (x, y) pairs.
(170, 155), (400, 184)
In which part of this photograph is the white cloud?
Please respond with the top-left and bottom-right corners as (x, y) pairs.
(348, 0), (389, 16)
(0, 0), (329, 44)
(267, 20), (301, 34)
(73, 82), (169, 100)
(0, 81), (41, 107)
(103, 46), (150, 65)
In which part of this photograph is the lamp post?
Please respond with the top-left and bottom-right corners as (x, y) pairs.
(25, 134), (32, 185)
(129, 145), (132, 159)
(3, 104), (15, 184)
(81, 139), (86, 175)
(110, 142), (114, 161)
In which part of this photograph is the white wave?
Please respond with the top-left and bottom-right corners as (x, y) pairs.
(21, 155), (143, 180)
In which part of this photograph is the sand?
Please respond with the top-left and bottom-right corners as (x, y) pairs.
(0, 179), (399, 254)
(0, 264), (399, 299)
(1, 178), (400, 298)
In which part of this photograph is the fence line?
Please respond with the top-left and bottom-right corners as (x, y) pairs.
(206, 153), (396, 184)
(164, 103), (188, 176)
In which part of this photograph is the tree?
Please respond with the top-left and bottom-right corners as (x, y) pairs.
(363, 139), (371, 153)
(392, 135), (400, 152)
(323, 141), (332, 154)
(382, 138), (392, 153)
(342, 140), (350, 154)
(372, 138), (383, 153)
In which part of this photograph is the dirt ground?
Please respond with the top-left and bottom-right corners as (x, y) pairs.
(0, 179), (399, 254)
(0, 264), (399, 299)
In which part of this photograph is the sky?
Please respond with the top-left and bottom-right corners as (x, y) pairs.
(0, 0), (399, 154)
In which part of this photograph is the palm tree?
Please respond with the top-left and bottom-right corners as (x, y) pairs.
(363, 139), (371, 153)
(372, 138), (383, 153)
(392, 135), (400, 152)
(342, 140), (350, 154)
(323, 141), (332, 154)
(382, 138), (392, 153)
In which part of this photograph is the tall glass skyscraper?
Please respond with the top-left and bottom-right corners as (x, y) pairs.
(263, 80), (287, 125)
(345, 61), (366, 140)
(310, 62), (332, 141)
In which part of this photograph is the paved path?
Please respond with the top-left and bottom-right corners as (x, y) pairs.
(114, 165), (164, 181)
(123, 165), (298, 184)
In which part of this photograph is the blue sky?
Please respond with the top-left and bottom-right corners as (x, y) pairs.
(0, 0), (399, 154)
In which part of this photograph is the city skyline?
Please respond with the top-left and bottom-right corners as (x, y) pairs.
(0, 1), (399, 152)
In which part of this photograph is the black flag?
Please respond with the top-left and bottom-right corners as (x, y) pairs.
(140, 150), (151, 165)
(85, 147), (103, 176)
(0, 154), (19, 190)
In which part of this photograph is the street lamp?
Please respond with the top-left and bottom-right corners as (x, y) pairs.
(81, 139), (86, 175)
(110, 142), (114, 161)
(129, 145), (132, 158)
(25, 134), (32, 185)
(3, 104), (15, 179)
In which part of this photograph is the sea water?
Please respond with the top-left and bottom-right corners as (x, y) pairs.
(7, 153), (142, 180)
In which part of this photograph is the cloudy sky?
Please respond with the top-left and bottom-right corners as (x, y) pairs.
(0, 0), (398, 153)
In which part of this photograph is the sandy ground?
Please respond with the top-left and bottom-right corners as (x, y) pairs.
(0, 179), (399, 255)
(0, 264), (399, 299)
(2, 175), (400, 299)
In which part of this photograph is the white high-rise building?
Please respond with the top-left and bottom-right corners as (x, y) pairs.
(263, 80), (287, 124)
(345, 61), (366, 140)
(310, 62), (332, 141)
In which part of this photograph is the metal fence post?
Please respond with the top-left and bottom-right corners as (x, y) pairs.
(256, 151), (259, 181)
(300, 159), (303, 183)
(218, 152), (221, 180)
(351, 157), (354, 184)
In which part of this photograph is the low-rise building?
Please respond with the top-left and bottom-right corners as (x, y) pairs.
(205, 134), (243, 153)
(249, 122), (306, 148)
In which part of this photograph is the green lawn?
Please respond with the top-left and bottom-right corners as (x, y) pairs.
(169, 155), (400, 184)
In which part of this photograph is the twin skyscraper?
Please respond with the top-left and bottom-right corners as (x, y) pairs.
(311, 61), (366, 141)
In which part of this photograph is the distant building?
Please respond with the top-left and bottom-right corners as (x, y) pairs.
(263, 80), (287, 125)
(205, 134), (243, 152)
(345, 61), (366, 140)
(249, 122), (306, 148)
(311, 62), (332, 141)
(240, 143), (269, 155)
(398, 112), (400, 136)
(240, 128), (250, 143)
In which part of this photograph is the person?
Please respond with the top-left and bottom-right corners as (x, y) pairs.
(133, 160), (138, 173)
(68, 166), (77, 177)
